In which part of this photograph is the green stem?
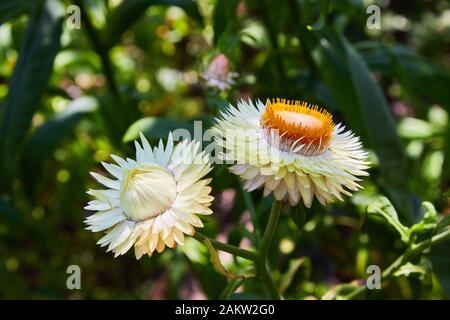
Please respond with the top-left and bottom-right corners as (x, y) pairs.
(193, 232), (258, 262)
(258, 200), (283, 300)
(345, 228), (450, 300)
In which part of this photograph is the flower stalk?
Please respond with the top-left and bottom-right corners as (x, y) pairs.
(193, 232), (259, 262)
(194, 200), (284, 300)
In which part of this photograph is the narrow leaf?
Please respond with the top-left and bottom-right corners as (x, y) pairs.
(367, 196), (409, 243)
(202, 237), (244, 280)
(306, 0), (330, 31)
(0, 0), (36, 25)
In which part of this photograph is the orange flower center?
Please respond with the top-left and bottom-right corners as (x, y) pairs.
(261, 99), (334, 156)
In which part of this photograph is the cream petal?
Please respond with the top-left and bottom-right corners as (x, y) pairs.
(173, 228), (185, 245)
(162, 231), (175, 248)
(108, 221), (135, 251)
(149, 233), (159, 253)
(134, 243), (148, 260)
(111, 154), (133, 169)
(156, 237), (166, 253)
(273, 181), (288, 201)
(84, 200), (112, 211)
(175, 221), (193, 235)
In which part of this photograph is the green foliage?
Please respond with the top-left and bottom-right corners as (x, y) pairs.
(105, 0), (203, 48)
(367, 196), (409, 244)
(0, 0), (449, 300)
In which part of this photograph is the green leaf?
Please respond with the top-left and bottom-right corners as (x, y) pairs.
(279, 257), (311, 294)
(0, 0), (36, 25)
(213, 0), (239, 44)
(219, 278), (246, 300)
(443, 125), (450, 182)
(306, 0), (330, 31)
(367, 196), (409, 243)
(305, 29), (412, 221)
(123, 116), (212, 142)
(393, 262), (428, 279)
(359, 43), (450, 113)
(105, 0), (203, 48)
(0, 0), (63, 191)
(408, 202), (438, 241)
(23, 97), (97, 172)
(182, 237), (227, 298)
(393, 257), (433, 286)
(322, 283), (360, 300)
(429, 239), (450, 297)
(388, 46), (450, 113)
(435, 215), (450, 235)
(398, 118), (434, 140)
(0, 197), (20, 223)
(240, 20), (270, 50)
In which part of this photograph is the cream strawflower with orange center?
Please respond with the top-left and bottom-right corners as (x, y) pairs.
(84, 133), (213, 259)
(214, 98), (370, 207)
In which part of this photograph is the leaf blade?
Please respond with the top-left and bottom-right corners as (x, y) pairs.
(0, 0), (63, 190)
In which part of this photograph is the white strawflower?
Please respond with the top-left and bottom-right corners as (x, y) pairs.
(84, 133), (213, 259)
(214, 99), (370, 207)
(202, 54), (238, 91)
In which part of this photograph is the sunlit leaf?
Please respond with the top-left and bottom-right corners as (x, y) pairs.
(279, 257), (311, 294)
(393, 262), (428, 278)
(429, 240), (450, 296)
(0, 0), (63, 190)
(202, 237), (244, 280)
(398, 118), (434, 140)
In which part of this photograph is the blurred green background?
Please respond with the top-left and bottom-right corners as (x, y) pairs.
(0, 0), (449, 299)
